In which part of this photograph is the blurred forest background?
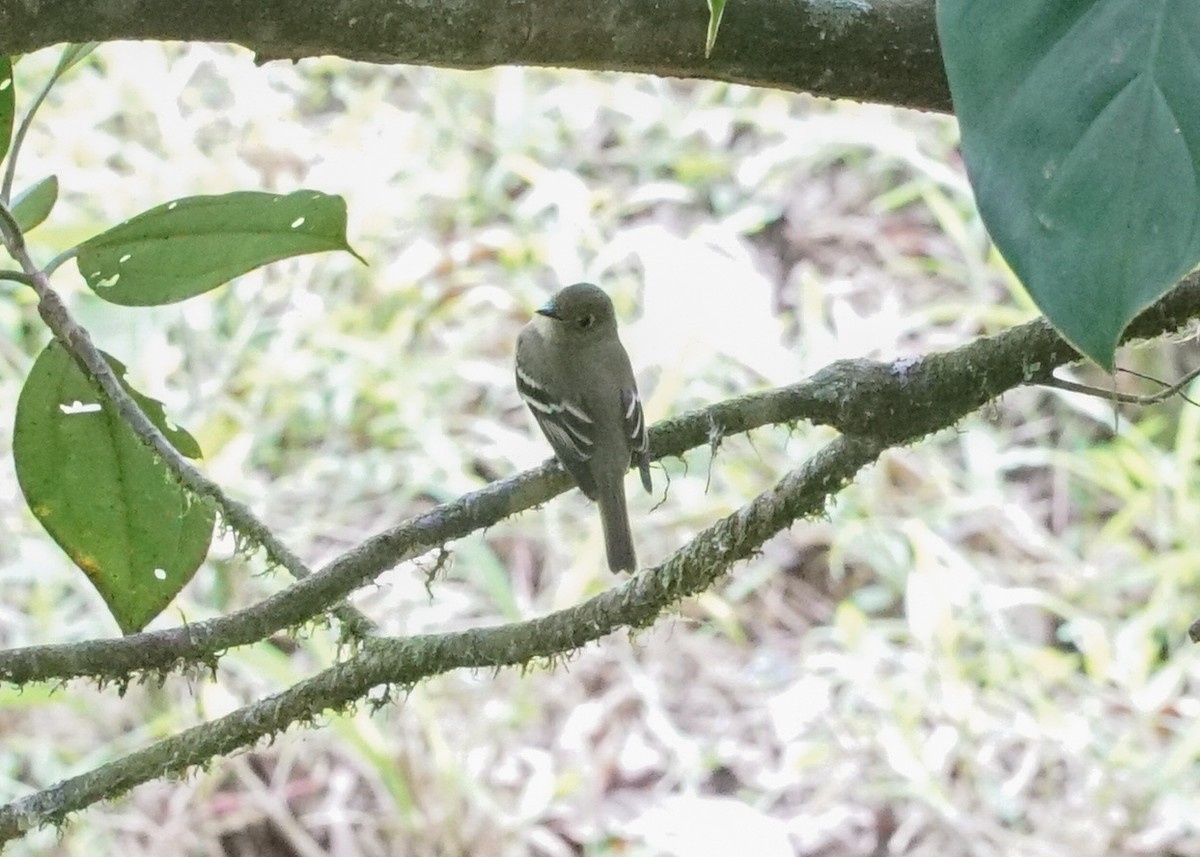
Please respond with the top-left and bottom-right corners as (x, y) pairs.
(4, 41), (1200, 856)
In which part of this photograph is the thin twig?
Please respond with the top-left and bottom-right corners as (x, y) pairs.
(1119, 365), (1200, 407)
(1038, 365), (1200, 408)
(0, 269), (34, 286)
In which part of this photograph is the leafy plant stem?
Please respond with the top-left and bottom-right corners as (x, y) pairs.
(42, 245), (77, 276)
(5, 225), (378, 642)
(1, 44), (97, 202)
(1, 58), (56, 202)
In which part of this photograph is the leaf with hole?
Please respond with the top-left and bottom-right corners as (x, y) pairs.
(76, 190), (364, 306)
(13, 341), (214, 633)
(10, 175), (57, 233)
(938, 0), (1200, 368)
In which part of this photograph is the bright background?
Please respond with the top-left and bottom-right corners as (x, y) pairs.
(3, 41), (1200, 857)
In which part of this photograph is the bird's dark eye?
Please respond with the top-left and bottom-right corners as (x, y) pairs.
(578, 314), (596, 330)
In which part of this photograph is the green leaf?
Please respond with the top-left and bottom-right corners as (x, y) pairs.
(938, 0), (1200, 368)
(76, 190), (364, 306)
(13, 341), (214, 634)
(54, 43), (98, 77)
(0, 57), (13, 165)
(705, 0), (727, 58)
(10, 174), (57, 233)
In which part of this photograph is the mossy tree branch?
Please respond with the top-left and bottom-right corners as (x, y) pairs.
(0, 0), (949, 112)
(3, 277), (1200, 841)
(4, 432), (888, 841)
(6, 260), (1200, 836)
(3, 274), (1200, 690)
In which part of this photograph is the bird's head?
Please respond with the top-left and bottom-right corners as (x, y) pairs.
(536, 282), (619, 340)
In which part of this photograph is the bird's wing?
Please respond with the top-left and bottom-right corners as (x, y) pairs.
(621, 386), (653, 493)
(516, 363), (600, 499)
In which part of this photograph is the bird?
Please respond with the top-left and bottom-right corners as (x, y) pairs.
(515, 282), (652, 572)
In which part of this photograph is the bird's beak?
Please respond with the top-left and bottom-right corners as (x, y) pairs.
(536, 297), (561, 320)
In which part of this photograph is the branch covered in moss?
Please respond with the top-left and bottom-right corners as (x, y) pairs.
(4, 273), (1200, 686)
(4, 279), (1200, 841)
(0, 432), (885, 842)
(0, 0), (949, 112)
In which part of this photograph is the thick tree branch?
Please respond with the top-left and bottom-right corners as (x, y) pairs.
(0, 0), (950, 112)
(4, 273), (1200, 686)
(0, 432), (886, 842)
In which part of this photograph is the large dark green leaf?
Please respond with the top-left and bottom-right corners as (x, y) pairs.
(14, 342), (214, 633)
(938, 0), (1200, 368)
(0, 57), (13, 165)
(10, 175), (58, 233)
(76, 190), (363, 306)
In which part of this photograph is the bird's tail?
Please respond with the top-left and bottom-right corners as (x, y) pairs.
(598, 481), (636, 573)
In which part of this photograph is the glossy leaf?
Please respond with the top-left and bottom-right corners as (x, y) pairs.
(14, 341), (214, 633)
(10, 175), (57, 233)
(76, 190), (364, 306)
(938, 0), (1200, 368)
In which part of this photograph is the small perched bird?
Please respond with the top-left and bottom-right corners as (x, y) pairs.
(515, 283), (653, 572)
